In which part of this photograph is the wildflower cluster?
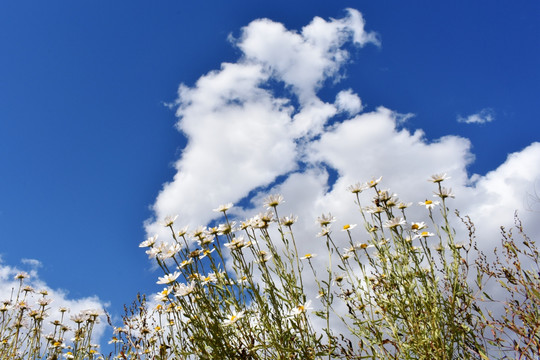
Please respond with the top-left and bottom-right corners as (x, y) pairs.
(131, 195), (322, 359)
(127, 173), (538, 359)
(0, 272), (105, 360)
(3, 173), (538, 359)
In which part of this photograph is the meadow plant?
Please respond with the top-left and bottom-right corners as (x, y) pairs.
(2, 175), (538, 359)
(474, 214), (540, 359)
(129, 174), (538, 359)
(0, 272), (105, 360)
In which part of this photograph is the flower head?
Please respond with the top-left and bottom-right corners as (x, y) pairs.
(419, 199), (439, 210)
(415, 231), (435, 239)
(139, 235), (158, 248)
(161, 243), (182, 259)
(198, 235), (214, 247)
(163, 215), (178, 227)
(397, 202), (413, 209)
(366, 176), (383, 188)
(157, 271), (180, 285)
(224, 236), (251, 251)
(264, 194), (284, 209)
(429, 173), (450, 183)
(177, 226), (189, 237)
(213, 203), (233, 213)
(364, 205), (384, 214)
(347, 182), (368, 194)
(198, 248), (215, 259)
(256, 251), (272, 264)
(317, 226), (331, 237)
(191, 226), (207, 239)
(280, 214), (298, 226)
(252, 211), (274, 228)
(174, 281), (196, 297)
(341, 224), (357, 231)
(410, 222), (427, 231)
(146, 243), (166, 259)
(301, 253), (317, 260)
(154, 287), (172, 302)
(14, 272), (29, 280)
(434, 187), (455, 199)
(218, 222), (235, 235)
(290, 300), (312, 316)
(222, 310), (245, 326)
(317, 213), (336, 227)
(178, 258), (193, 269)
(355, 242), (374, 250)
(383, 217), (406, 229)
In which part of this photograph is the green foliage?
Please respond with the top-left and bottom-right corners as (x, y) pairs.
(1, 175), (538, 359)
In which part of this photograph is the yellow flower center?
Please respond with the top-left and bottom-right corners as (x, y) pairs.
(343, 224), (350, 230)
(425, 200), (433, 205)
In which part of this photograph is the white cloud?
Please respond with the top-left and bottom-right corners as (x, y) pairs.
(146, 8), (540, 314)
(21, 258), (42, 268)
(235, 8), (379, 103)
(146, 9), (379, 242)
(335, 89), (363, 116)
(457, 108), (495, 124)
(459, 142), (540, 252)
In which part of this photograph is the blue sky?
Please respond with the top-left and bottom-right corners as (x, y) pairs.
(1, 0), (539, 348)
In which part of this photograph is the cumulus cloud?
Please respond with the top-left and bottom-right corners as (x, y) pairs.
(457, 108), (495, 124)
(145, 9), (379, 241)
(236, 8), (379, 103)
(335, 89), (363, 116)
(146, 7), (540, 286)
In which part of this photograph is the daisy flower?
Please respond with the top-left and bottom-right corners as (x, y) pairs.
(419, 199), (439, 210)
(213, 203), (233, 213)
(178, 258), (193, 269)
(157, 271), (180, 285)
(264, 194), (284, 209)
(397, 202), (412, 209)
(429, 173), (450, 183)
(410, 222), (427, 231)
(366, 176), (383, 188)
(347, 182), (368, 194)
(341, 224), (357, 231)
(434, 187), (455, 199)
(177, 226), (189, 237)
(290, 300), (312, 316)
(14, 272), (29, 280)
(317, 213), (335, 227)
(198, 248), (215, 260)
(139, 235), (158, 248)
(414, 231), (435, 239)
(355, 242), (374, 250)
(383, 217), (406, 229)
(222, 310), (245, 326)
(174, 281), (196, 297)
(163, 215), (178, 227)
(280, 214), (298, 226)
(317, 226), (331, 237)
